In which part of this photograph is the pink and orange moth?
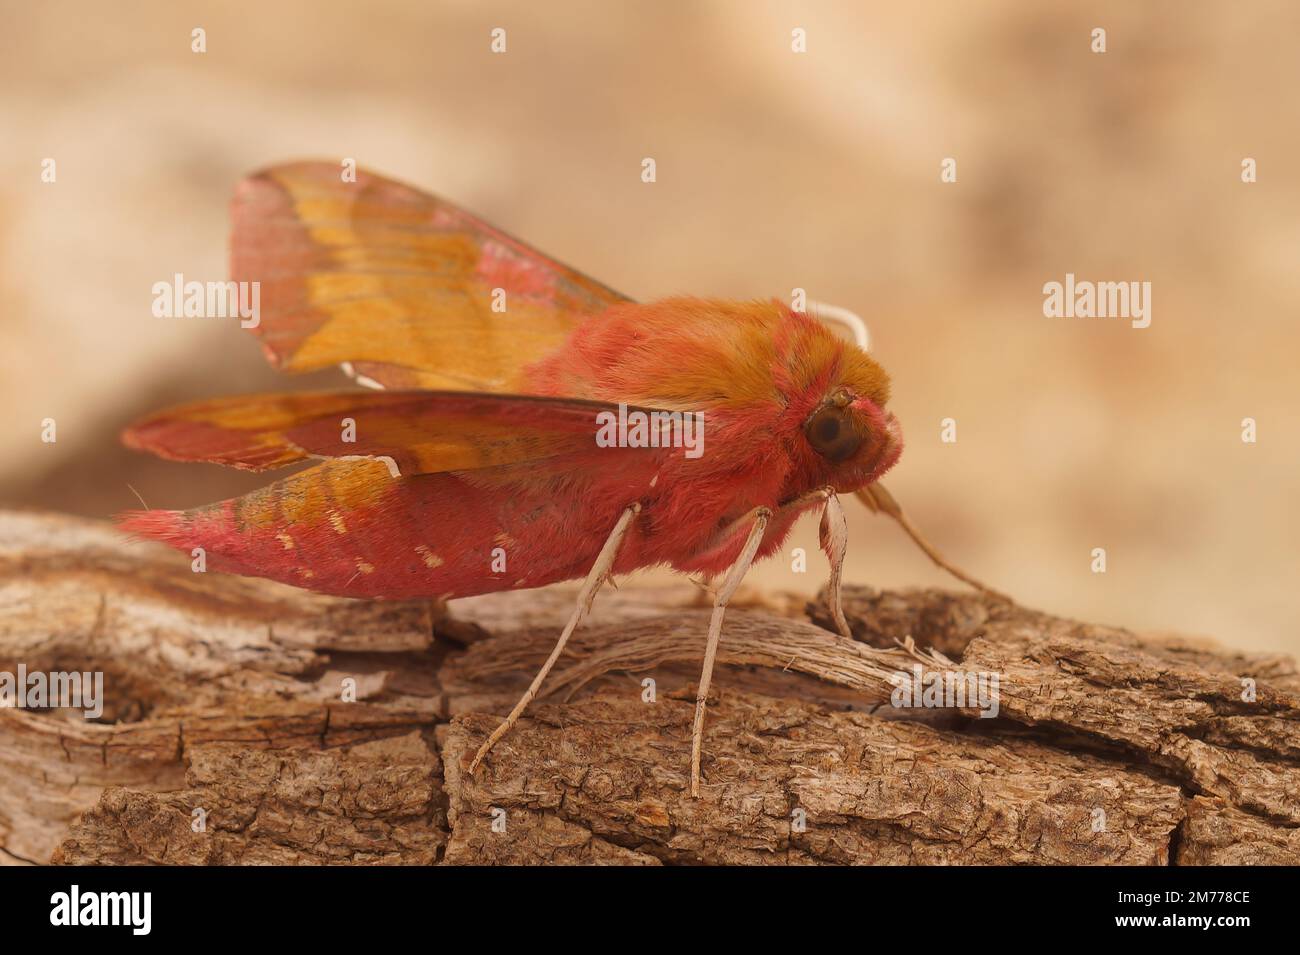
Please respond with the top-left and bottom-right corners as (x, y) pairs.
(120, 162), (1003, 796)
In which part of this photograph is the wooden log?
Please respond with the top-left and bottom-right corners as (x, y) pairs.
(2, 510), (1296, 865)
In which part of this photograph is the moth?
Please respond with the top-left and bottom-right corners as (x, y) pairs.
(120, 162), (1003, 796)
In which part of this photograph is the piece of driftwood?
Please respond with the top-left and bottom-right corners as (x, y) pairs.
(2, 510), (1297, 865)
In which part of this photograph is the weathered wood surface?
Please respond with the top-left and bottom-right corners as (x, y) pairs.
(2, 510), (1297, 865)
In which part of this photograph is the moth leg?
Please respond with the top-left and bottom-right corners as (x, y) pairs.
(701, 487), (851, 637)
(818, 491), (853, 639)
(690, 506), (771, 798)
(467, 503), (641, 776)
(855, 483), (1012, 603)
(703, 487), (827, 552)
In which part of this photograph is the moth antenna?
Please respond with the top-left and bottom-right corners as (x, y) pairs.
(808, 300), (870, 352)
(125, 483), (150, 511)
(856, 483), (1013, 603)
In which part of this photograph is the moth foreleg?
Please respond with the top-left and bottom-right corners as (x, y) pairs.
(701, 486), (834, 562)
(467, 502), (641, 776)
(690, 505), (771, 798)
(855, 483), (1012, 603)
(818, 491), (852, 639)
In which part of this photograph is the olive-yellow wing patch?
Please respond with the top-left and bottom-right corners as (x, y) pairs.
(232, 161), (630, 391)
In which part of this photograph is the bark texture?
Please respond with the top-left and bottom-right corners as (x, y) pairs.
(2, 510), (1296, 865)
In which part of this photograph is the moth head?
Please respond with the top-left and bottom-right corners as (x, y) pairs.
(802, 387), (902, 487)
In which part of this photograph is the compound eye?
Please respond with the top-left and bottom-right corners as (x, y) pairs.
(804, 406), (863, 463)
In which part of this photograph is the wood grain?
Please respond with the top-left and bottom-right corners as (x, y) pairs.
(2, 510), (1296, 865)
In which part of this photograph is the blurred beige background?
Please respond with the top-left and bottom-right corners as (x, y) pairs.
(1, 1), (1296, 654)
